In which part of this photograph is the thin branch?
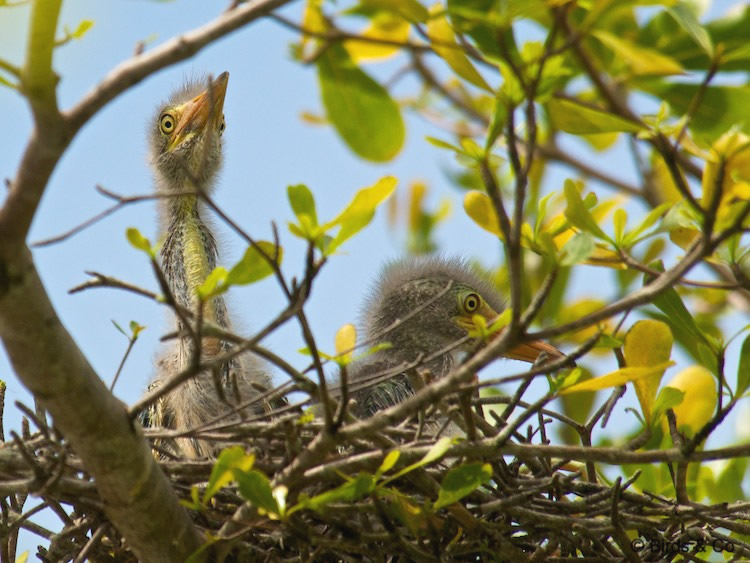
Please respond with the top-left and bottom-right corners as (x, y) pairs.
(32, 185), (203, 248)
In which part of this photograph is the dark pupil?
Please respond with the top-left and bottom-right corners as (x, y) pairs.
(163, 119), (172, 129)
(467, 298), (476, 309)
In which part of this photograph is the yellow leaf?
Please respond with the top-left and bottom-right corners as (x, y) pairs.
(299, 111), (327, 125)
(559, 362), (675, 395)
(624, 320), (673, 424)
(301, 0), (327, 52)
(593, 30), (685, 76)
(582, 132), (619, 151)
(584, 245), (626, 269)
(427, 4), (492, 93)
(464, 191), (503, 238)
(590, 196), (624, 224)
(558, 298), (612, 356)
(702, 130), (750, 209)
(669, 226), (700, 250)
(408, 181), (427, 231)
(550, 194), (623, 250)
(660, 366), (717, 438)
(335, 323), (357, 361)
(651, 153), (684, 203)
(346, 12), (411, 62)
(730, 181), (750, 200)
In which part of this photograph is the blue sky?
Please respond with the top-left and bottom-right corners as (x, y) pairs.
(0, 0), (746, 554)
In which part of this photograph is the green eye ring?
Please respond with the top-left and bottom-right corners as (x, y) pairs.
(159, 113), (176, 135)
(462, 292), (481, 313)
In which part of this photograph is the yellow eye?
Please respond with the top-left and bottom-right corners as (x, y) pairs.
(159, 113), (176, 135)
(219, 115), (226, 135)
(462, 293), (481, 313)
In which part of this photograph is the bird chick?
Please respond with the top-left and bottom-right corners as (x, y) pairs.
(140, 73), (270, 458)
(348, 256), (565, 419)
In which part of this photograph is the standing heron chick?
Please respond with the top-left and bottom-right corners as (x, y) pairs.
(141, 72), (270, 457)
(349, 256), (566, 419)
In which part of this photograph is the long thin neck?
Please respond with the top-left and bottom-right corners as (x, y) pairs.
(160, 193), (228, 329)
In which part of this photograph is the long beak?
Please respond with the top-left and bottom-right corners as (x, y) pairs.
(505, 338), (568, 364)
(168, 71), (228, 151)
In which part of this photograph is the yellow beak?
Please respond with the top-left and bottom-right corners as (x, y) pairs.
(168, 71), (228, 152)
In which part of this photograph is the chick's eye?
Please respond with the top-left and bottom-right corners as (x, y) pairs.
(463, 293), (480, 313)
(159, 113), (175, 135)
(219, 115), (226, 135)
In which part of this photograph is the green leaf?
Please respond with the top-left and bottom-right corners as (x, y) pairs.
(592, 30), (684, 76)
(427, 4), (492, 93)
(548, 98), (644, 135)
(298, 346), (334, 360)
(666, 3), (713, 57)
(644, 261), (719, 355)
(713, 457), (747, 503)
(129, 320), (145, 339)
(360, 0), (428, 23)
(185, 536), (218, 563)
(534, 192), (555, 239)
(0, 74), (17, 89)
(203, 446), (255, 505)
(234, 468), (280, 516)
(560, 232), (595, 266)
(613, 208), (627, 246)
(384, 437), (453, 484)
(446, 0), (543, 58)
(126, 227), (154, 256)
(637, 82), (750, 142)
(563, 180), (612, 243)
(317, 43), (404, 162)
(485, 95), (508, 150)
(552, 367), (584, 394)
(651, 385), (685, 428)
(71, 19), (94, 39)
(498, 61), (523, 105)
(323, 176), (398, 254)
(226, 241), (282, 286)
(558, 367), (596, 443)
(722, 42), (750, 65)
(622, 202), (671, 247)
(111, 320), (127, 338)
(188, 485), (200, 509)
(433, 462), (492, 510)
(646, 311), (716, 374)
(376, 450), (401, 477)
(197, 266), (228, 299)
(737, 333), (750, 397)
(596, 334), (623, 349)
(292, 473), (376, 514)
(288, 184), (318, 236)
(425, 136), (464, 153)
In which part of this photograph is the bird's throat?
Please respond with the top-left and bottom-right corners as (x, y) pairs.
(161, 195), (225, 328)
